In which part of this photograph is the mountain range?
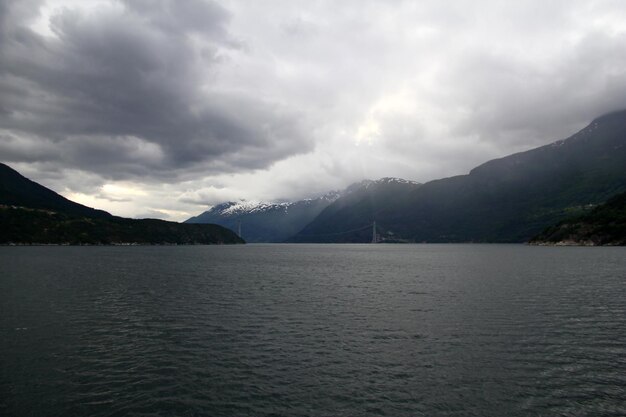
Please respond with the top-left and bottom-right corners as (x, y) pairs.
(0, 163), (243, 245)
(185, 191), (341, 242)
(291, 110), (626, 243)
(186, 178), (422, 242)
(4, 109), (626, 245)
(190, 110), (626, 244)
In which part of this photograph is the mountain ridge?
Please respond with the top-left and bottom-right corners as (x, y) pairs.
(186, 177), (420, 242)
(0, 163), (112, 218)
(290, 177), (423, 243)
(290, 110), (626, 243)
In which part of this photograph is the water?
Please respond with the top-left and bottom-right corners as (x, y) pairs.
(1, 244), (625, 416)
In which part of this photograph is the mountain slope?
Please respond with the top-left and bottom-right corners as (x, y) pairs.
(0, 206), (244, 245)
(0, 163), (243, 245)
(290, 178), (422, 243)
(529, 191), (626, 246)
(185, 192), (340, 242)
(0, 163), (111, 218)
(291, 110), (626, 243)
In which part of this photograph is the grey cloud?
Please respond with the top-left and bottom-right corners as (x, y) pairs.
(94, 193), (132, 204)
(122, 0), (231, 39)
(0, 0), (312, 182)
(178, 185), (242, 207)
(133, 210), (171, 220)
(446, 30), (626, 148)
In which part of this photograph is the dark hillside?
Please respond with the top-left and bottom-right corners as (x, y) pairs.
(529, 191), (626, 245)
(0, 163), (243, 245)
(0, 163), (111, 218)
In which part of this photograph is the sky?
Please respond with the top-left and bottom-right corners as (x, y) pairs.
(2, 0), (626, 221)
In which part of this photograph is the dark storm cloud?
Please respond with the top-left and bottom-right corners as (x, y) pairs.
(121, 0), (232, 40)
(0, 0), (311, 180)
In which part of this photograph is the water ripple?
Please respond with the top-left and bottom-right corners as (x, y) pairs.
(1, 244), (625, 416)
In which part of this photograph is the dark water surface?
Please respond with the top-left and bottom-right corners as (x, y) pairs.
(1, 244), (625, 416)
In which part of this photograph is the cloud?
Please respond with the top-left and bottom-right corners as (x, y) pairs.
(0, 0), (312, 181)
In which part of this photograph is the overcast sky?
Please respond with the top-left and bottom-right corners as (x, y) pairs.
(2, 0), (626, 220)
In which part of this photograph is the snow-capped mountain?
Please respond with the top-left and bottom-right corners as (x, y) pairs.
(207, 191), (341, 217)
(185, 190), (342, 242)
(184, 179), (419, 242)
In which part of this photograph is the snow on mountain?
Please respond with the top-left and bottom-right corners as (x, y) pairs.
(196, 190), (343, 220)
(375, 177), (421, 185)
(185, 178), (420, 242)
(200, 179), (417, 218)
(218, 201), (289, 216)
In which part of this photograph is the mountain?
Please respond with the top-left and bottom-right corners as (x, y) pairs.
(291, 110), (626, 243)
(290, 178), (422, 243)
(0, 163), (111, 218)
(0, 163), (243, 245)
(0, 206), (244, 245)
(529, 191), (626, 246)
(185, 192), (341, 242)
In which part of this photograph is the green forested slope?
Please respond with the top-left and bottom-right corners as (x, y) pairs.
(529, 192), (626, 245)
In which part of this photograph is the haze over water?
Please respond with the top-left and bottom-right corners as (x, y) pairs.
(1, 244), (625, 416)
